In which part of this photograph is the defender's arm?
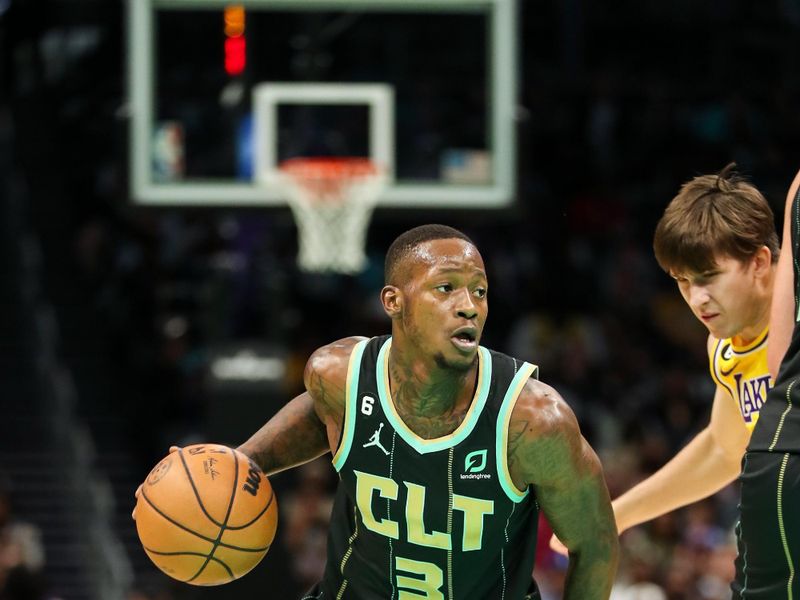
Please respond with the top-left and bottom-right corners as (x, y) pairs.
(611, 384), (748, 534)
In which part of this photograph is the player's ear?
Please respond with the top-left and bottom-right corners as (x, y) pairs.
(381, 285), (402, 319)
(752, 245), (773, 277)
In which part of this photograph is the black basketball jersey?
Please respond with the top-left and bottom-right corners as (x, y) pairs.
(315, 335), (541, 600)
(750, 187), (800, 453)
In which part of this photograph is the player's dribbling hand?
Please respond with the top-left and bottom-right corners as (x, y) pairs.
(549, 533), (569, 557)
(131, 446), (182, 520)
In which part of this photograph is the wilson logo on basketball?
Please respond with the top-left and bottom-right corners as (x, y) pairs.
(243, 464), (261, 496)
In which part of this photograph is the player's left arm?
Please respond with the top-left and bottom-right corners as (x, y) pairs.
(508, 379), (618, 600)
(768, 168), (800, 378)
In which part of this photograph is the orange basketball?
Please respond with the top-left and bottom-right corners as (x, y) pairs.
(135, 444), (278, 585)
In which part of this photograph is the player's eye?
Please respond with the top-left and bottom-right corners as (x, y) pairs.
(435, 283), (453, 293)
(473, 287), (487, 298)
(691, 273), (715, 285)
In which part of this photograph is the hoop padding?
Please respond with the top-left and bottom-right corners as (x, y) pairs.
(279, 158), (386, 274)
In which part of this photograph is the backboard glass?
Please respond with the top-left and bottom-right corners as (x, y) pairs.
(128, 0), (517, 208)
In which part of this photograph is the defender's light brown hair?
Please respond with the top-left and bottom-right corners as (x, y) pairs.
(653, 163), (779, 275)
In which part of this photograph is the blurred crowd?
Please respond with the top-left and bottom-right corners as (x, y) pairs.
(0, 481), (49, 600)
(6, 1), (800, 599)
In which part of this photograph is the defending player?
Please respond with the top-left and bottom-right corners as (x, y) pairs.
(236, 225), (619, 598)
(549, 165), (778, 552)
(733, 168), (800, 598)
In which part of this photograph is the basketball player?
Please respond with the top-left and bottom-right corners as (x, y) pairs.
(732, 168), (800, 598)
(235, 225), (619, 598)
(547, 166), (778, 554)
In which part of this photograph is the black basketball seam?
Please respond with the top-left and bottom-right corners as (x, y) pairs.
(143, 546), (234, 579)
(141, 488), (270, 552)
(225, 487), (274, 530)
(177, 448), (225, 528)
(186, 446), (241, 583)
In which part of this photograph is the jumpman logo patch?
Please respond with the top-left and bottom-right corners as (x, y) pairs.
(363, 422), (390, 455)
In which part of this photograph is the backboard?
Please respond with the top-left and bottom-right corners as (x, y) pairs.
(128, 0), (517, 208)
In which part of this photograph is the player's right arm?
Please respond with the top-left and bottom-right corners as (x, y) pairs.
(509, 379), (619, 599)
(768, 168), (800, 378)
(237, 336), (366, 476)
(609, 382), (749, 534)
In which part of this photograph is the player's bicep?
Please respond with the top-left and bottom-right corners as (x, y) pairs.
(508, 385), (615, 553)
(237, 392), (329, 476)
(708, 385), (750, 461)
(303, 336), (365, 423)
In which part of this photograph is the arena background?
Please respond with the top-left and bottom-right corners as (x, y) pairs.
(2, 1), (800, 599)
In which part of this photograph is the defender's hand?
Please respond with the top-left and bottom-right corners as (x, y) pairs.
(549, 533), (569, 557)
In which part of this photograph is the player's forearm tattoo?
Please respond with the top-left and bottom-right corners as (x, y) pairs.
(241, 395), (328, 476)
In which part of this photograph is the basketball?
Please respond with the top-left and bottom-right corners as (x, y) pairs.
(134, 444), (278, 586)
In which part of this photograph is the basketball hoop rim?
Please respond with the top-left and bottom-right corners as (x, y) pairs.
(274, 157), (385, 273)
(278, 156), (380, 179)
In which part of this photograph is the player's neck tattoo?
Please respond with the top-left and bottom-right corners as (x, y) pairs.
(386, 359), (478, 440)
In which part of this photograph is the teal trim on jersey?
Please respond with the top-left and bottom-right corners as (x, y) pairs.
(496, 362), (537, 502)
(770, 379), (797, 451)
(333, 339), (369, 472)
(376, 338), (492, 454)
(777, 453), (795, 599)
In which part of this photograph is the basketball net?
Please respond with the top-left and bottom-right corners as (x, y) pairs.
(278, 157), (386, 274)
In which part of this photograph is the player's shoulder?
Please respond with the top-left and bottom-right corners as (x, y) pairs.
(304, 336), (369, 386)
(507, 378), (584, 487)
(511, 378), (580, 441)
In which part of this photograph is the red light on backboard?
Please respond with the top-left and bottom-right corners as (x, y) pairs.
(224, 36), (246, 76)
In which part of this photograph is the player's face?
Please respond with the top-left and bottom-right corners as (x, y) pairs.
(400, 238), (488, 371)
(672, 254), (765, 340)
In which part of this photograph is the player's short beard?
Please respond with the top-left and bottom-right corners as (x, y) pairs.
(434, 352), (477, 372)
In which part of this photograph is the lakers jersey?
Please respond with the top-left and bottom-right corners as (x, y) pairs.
(316, 335), (541, 600)
(708, 328), (772, 431)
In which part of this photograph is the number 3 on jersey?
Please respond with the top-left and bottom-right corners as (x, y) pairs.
(396, 556), (444, 600)
(361, 395), (375, 416)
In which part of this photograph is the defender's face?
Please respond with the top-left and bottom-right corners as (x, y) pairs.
(399, 238), (488, 370)
(672, 255), (764, 340)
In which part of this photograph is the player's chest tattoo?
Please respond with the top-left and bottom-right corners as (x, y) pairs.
(395, 407), (467, 439)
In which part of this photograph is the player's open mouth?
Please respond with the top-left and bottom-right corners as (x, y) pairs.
(451, 328), (478, 350)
